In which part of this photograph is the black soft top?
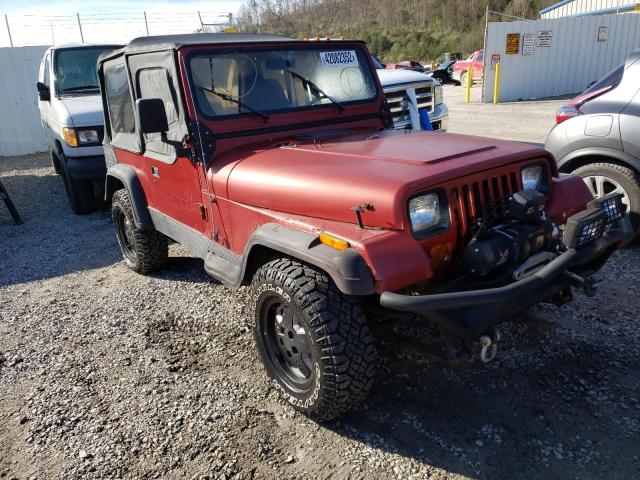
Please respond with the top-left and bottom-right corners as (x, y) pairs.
(97, 33), (368, 65)
(99, 33), (295, 62)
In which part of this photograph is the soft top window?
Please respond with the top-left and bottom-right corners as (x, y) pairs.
(55, 47), (114, 94)
(189, 47), (377, 119)
(104, 64), (135, 134)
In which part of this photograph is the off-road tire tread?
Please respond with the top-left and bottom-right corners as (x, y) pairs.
(252, 258), (378, 421)
(111, 189), (168, 274)
(573, 162), (640, 231)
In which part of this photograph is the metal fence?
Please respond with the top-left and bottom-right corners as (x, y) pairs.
(482, 12), (640, 102)
(1, 10), (234, 47)
(0, 45), (49, 156)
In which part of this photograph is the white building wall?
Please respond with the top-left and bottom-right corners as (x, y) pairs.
(541, 0), (638, 19)
(0, 45), (50, 157)
(482, 13), (640, 103)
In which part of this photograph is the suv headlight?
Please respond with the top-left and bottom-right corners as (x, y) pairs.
(435, 84), (444, 105)
(408, 191), (450, 238)
(521, 164), (544, 191)
(63, 127), (100, 147)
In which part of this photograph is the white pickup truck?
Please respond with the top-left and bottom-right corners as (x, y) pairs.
(37, 44), (121, 214)
(373, 56), (448, 131)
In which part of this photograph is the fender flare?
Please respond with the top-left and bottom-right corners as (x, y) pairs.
(557, 147), (640, 174)
(240, 223), (375, 296)
(105, 164), (153, 229)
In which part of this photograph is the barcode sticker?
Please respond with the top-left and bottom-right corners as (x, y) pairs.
(320, 50), (359, 67)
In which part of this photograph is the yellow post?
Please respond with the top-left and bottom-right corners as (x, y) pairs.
(465, 65), (472, 103)
(493, 63), (501, 104)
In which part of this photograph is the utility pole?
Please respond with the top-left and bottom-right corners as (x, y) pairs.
(4, 15), (13, 47)
(144, 11), (150, 36)
(76, 13), (84, 43)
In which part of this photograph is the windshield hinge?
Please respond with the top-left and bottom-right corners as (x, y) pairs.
(188, 121), (216, 163)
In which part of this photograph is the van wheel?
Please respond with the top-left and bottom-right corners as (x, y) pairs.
(460, 72), (469, 88)
(61, 156), (94, 214)
(251, 258), (378, 421)
(573, 162), (640, 233)
(111, 189), (168, 274)
(50, 149), (62, 175)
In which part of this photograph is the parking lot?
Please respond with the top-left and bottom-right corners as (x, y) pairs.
(1, 90), (639, 479)
(445, 84), (568, 144)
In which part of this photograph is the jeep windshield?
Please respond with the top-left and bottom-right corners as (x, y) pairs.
(56, 47), (120, 95)
(189, 47), (377, 119)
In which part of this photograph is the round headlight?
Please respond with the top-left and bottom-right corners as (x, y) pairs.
(521, 165), (543, 191)
(409, 193), (440, 232)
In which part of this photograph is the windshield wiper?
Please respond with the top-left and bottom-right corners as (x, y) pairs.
(197, 86), (269, 122)
(287, 70), (344, 113)
(61, 85), (99, 92)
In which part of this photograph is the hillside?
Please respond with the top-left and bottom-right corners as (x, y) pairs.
(236, 0), (556, 62)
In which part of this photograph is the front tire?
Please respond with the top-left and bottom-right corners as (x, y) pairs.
(111, 189), (168, 274)
(50, 148), (62, 175)
(573, 162), (640, 232)
(61, 155), (94, 214)
(251, 258), (378, 421)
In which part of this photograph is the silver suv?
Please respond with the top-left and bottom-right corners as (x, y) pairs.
(546, 49), (640, 233)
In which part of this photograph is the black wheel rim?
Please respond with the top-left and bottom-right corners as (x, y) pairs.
(260, 296), (315, 392)
(115, 209), (137, 263)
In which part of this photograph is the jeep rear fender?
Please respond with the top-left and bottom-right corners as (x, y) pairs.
(105, 164), (153, 229)
(241, 224), (375, 296)
(557, 147), (640, 174)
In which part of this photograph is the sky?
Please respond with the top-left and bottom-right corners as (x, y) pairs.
(0, 0), (246, 47)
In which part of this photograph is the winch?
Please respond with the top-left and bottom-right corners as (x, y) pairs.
(463, 190), (560, 277)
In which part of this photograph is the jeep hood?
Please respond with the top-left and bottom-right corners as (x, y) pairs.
(59, 94), (104, 127)
(225, 130), (548, 230)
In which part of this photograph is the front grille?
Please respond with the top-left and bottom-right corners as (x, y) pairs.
(384, 82), (435, 130)
(450, 169), (522, 240)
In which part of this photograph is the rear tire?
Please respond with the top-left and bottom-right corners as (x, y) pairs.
(111, 189), (168, 274)
(251, 258), (378, 421)
(460, 72), (469, 88)
(572, 162), (640, 233)
(60, 155), (94, 214)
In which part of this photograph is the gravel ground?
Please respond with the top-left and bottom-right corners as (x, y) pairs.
(444, 83), (568, 144)
(2, 144), (640, 479)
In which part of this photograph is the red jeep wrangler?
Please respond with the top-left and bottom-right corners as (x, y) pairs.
(98, 34), (633, 421)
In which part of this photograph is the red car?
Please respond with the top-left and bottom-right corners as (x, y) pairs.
(385, 60), (429, 73)
(98, 34), (632, 420)
(452, 49), (484, 86)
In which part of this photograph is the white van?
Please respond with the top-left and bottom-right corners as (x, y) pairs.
(37, 44), (121, 213)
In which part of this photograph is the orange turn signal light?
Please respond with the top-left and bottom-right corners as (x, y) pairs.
(63, 128), (78, 147)
(319, 232), (349, 250)
(430, 243), (452, 267)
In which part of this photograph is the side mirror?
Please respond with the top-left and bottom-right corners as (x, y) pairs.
(36, 82), (50, 101)
(136, 98), (168, 134)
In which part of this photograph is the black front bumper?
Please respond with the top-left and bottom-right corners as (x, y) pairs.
(65, 155), (106, 182)
(380, 216), (634, 339)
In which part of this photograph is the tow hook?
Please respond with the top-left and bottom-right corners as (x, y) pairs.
(478, 329), (501, 363)
(564, 271), (605, 297)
